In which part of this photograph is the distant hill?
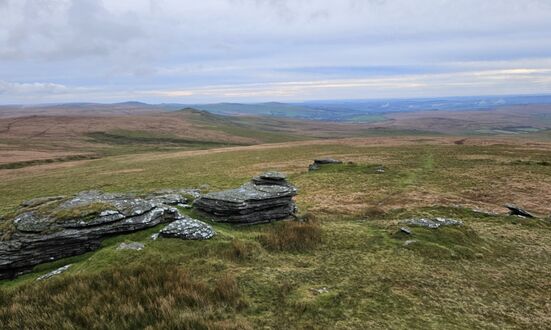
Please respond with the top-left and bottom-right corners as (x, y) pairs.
(187, 94), (551, 122)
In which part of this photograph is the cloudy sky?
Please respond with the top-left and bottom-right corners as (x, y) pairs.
(1, 0), (551, 104)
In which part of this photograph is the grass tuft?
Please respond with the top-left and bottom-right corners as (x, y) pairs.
(0, 263), (247, 329)
(258, 219), (322, 252)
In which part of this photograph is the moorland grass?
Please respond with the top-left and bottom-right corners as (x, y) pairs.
(1, 138), (550, 328)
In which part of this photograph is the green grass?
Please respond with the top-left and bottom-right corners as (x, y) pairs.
(1, 138), (551, 328)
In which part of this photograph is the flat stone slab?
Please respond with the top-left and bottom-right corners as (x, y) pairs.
(505, 204), (535, 218)
(313, 159), (343, 165)
(308, 158), (343, 171)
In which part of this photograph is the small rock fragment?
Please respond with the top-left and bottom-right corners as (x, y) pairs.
(311, 287), (329, 295)
(403, 240), (417, 246)
(36, 264), (72, 281)
(403, 218), (463, 229)
(400, 227), (412, 235)
(116, 242), (145, 251)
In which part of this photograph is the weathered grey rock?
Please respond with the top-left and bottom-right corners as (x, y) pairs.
(252, 171), (289, 186)
(159, 216), (215, 240)
(308, 158), (343, 171)
(194, 172), (297, 224)
(117, 242), (145, 251)
(36, 264), (72, 281)
(505, 204), (535, 218)
(403, 217), (463, 229)
(0, 191), (183, 280)
(400, 227), (412, 235)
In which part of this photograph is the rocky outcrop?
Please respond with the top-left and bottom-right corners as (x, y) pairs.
(0, 190), (193, 280)
(193, 172), (297, 224)
(308, 158), (343, 171)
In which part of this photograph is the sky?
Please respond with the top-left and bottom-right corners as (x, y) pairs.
(1, 0), (551, 104)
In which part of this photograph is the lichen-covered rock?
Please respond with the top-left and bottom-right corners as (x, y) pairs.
(159, 216), (215, 240)
(194, 172), (297, 224)
(403, 217), (463, 229)
(0, 191), (184, 280)
(36, 264), (72, 281)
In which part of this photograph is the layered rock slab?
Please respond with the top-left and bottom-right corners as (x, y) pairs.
(0, 191), (189, 280)
(193, 172), (297, 224)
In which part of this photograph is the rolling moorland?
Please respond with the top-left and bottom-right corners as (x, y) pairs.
(0, 101), (550, 329)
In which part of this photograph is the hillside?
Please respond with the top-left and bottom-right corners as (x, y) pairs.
(1, 136), (550, 328)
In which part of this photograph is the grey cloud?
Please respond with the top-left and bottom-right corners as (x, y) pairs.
(0, 0), (550, 103)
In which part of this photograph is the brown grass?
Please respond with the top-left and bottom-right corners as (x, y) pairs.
(0, 263), (248, 329)
(259, 219), (322, 252)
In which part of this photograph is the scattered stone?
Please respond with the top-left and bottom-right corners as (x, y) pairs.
(150, 233), (160, 241)
(20, 196), (65, 208)
(1, 191), (183, 280)
(403, 217), (463, 229)
(505, 204), (535, 218)
(375, 166), (385, 173)
(308, 158), (343, 171)
(194, 172), (297, 224)
(159, 216), (215, 240)
(403, 239), (417, 246)
(177, 203), (192, 209)
(36, 264), (72, 281)
(400, 227), (412, 235)
(116, 242), (145, 251)
(311, 287), (329, 295)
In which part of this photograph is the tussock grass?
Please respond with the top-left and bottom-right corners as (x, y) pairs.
(225, 239), (261, 261)
(0, 263), (248, 329)
(258, 218), (322, 252)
